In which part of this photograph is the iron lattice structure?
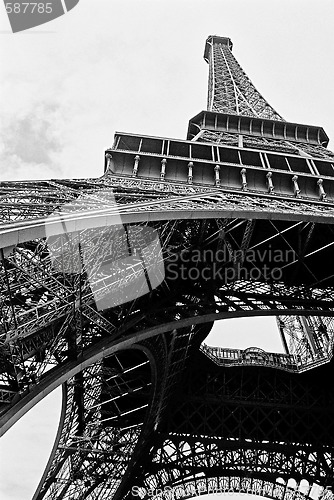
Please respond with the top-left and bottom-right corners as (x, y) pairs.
(1, 35), (334, 499)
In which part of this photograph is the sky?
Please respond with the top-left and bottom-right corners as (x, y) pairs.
(0, 0), (334, 498)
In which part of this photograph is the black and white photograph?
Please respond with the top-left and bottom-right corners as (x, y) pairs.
(0, 1), (334, 499)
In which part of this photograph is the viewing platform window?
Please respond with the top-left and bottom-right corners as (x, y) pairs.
(240, 150), (262, 167)
(140, 138), (163, 154)
(168, 141), (190, 158)
(218, 147), (240, 164)
(267, 153), (290, 171)
(287, 157), (310, 173)
(314, 160), (334, 177)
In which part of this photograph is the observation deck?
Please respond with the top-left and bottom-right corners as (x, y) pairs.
(106, 130), (334, 203)
(200, 344), (334, 373)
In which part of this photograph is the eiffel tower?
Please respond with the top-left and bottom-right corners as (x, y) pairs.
(1, 35), (334, 499)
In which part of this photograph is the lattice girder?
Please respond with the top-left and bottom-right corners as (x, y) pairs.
(1, 34), (334, 500)
(2, 215), (334, 423)
(2, 215), (334, 414)
(204, 35), (283, 120)
(131, 352), (334, 497)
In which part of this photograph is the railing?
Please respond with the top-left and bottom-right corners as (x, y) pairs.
(1, 300), (73, 342)
(201, 344), (302, 372)
(200, 343), (334, 373)
(152, 474), (334, 500)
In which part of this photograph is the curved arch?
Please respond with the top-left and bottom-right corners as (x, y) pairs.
(1, 305), (334, 436)
(33, 341), (163, 500)
(144, 476), (314, 500)
(1, 198), (334, 250)
(140, 448), (334, 500)
(31, 384), (68, 500)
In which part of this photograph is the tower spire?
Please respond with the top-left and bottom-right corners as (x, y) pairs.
(204, 35), (284, 121)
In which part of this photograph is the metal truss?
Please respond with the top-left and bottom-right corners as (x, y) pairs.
(204, 35), (283, 120)
(0, 35), (334, 500)
(134, 476), (332, 500)
(277, 316), (334, 369)
(34, 343), (162, 500)
(135, 353), (334, 497)
(1, 215), (334, 499)
(199, 129), (334, 159)
(2, 215), (334, 400)
(141, 439), (334, 499)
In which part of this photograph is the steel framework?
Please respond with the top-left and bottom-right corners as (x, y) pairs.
(0, 35), (334, 499)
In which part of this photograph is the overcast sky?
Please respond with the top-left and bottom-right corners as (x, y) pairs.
(1, 0), (334, 499)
